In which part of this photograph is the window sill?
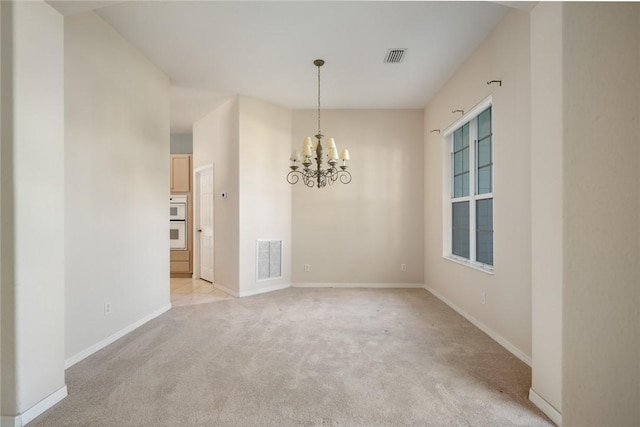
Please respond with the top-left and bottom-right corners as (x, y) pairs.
(443, 255), (494, 275)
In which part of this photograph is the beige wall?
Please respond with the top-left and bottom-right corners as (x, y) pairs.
(193, 97), (240, 295)
(424, 10), (532, 361)
(0, 0), (66, 420)
(65, 12), (170, 361)
(530, 2), (563, 418)
(194, 96), (292, 296)
(0, 1), (4, 412)
(238, 96), (292, 296)
(291, 109), (424, 286)
(0, 1), (9, 415)
(562, 3), (640, 426)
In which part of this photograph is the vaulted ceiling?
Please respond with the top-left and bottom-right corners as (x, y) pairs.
(49, 1), (533, 132)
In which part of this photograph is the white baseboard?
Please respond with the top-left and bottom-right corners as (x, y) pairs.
(424, 285), (532, 366)
(22, 386), (68, 425)
(65, 304), (172, 369)
(529, 388), (562, 426)
(1, 385), (68, 427)
(213, 283), (239, 298)
(291, 282), (425, 289)
(239, 282), (290, 297)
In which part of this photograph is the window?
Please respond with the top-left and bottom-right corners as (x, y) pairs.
(443, 98), (493, 271)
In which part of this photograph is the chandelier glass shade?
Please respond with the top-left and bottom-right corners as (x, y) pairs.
(287, 59), (351, 188)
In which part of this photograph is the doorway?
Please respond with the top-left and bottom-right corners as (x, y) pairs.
(194, 164), (214, 283)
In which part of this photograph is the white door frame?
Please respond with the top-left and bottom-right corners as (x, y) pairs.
(193, 164), (214, 281)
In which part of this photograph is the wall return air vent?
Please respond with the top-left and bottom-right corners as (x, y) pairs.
(384, 48), (407, 64)
(257, 239), (282, 281)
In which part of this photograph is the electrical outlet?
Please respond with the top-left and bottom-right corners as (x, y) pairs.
(401, 264), (407, 272)
(304, 264), (310, 272)
(480, 293), (486, 305)
(104, 302), (112, 316)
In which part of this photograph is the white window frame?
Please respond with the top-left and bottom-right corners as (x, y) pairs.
(441, 95), (494, 273)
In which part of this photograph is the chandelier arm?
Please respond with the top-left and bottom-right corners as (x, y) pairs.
(286, 170), (301, 185)
(338, 170), (352, 184)
(304, 175), (315, 187)
(302, 169), (315, 188)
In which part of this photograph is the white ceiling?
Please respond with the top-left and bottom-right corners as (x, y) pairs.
(50, 1), (521, 133)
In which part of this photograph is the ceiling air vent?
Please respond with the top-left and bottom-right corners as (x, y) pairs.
(384, 48), (407, 64)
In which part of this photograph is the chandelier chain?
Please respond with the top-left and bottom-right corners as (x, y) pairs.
(317, 63), (321, 136)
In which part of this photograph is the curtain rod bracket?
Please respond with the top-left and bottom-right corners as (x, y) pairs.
(487, 80), (502, 87)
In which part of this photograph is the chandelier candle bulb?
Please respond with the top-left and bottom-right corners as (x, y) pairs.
(302, 138), (312, 156)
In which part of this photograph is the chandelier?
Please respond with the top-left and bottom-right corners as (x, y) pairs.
(287, 59), (351, 188)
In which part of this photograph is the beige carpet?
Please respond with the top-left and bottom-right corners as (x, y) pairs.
(31, 288), (553, 426)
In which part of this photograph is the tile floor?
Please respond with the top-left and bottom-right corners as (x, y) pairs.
(170, 277), (233, 307)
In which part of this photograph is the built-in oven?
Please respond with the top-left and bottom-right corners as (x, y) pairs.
(170, 195), (187, 221)
(170, 195), (187, 250)
(170, 221), (186, 250)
